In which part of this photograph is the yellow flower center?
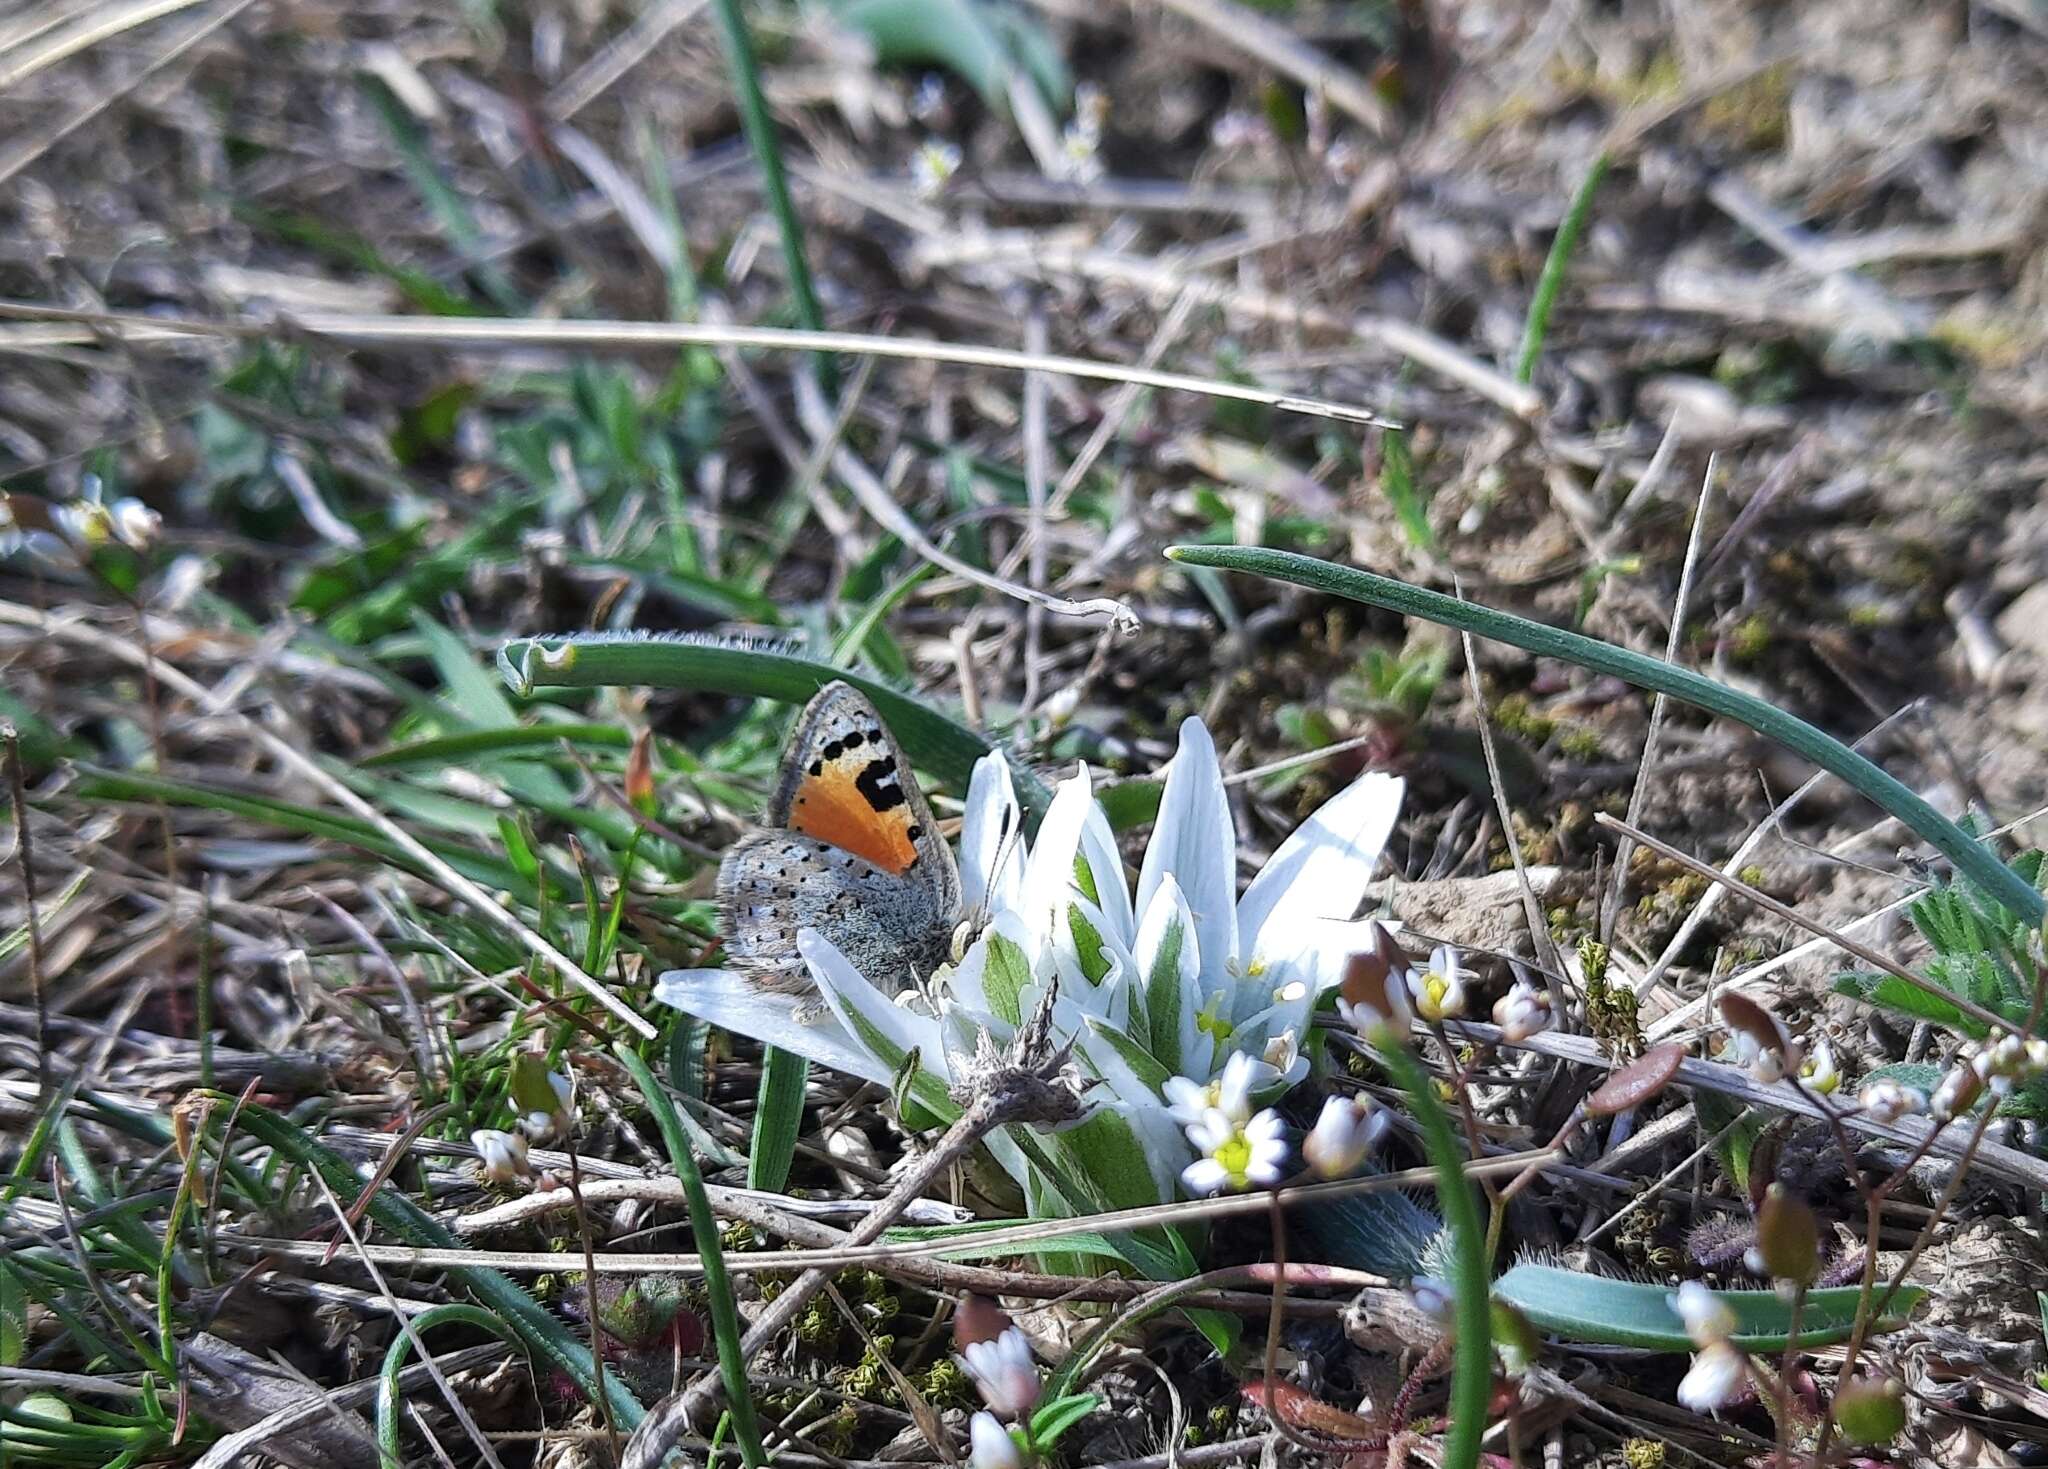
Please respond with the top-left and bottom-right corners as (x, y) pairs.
(1213, 1132), (1253, 1186)
(1195, 994), (1234, 1043)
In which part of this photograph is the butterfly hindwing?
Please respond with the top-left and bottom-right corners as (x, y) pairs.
(712, 681), (962, 998)
(717, 829), (956, 995)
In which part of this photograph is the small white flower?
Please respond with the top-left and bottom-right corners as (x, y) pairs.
(1856, 1078), (1926, 1125)
(1336, 922), (1413, 1038)
(1799, 1041), (1839, 1096)
(108, 497), (160, 550)
(1730, 1028), (1787, 1084)
(911, 140), (962, 200)
(1409, 945), (1467, 1022)
(960, 1327), (1039, 1418)
(1407, 1276), (1452, 1322)
(969, 1411), (1024, 1469)
(1163, 1050), (1268, 1127)
(1676, 1341), (1749, 1413)
(1931, 1060), (1982, 1121)
(1180, 1106), (1288, 1195)
(1491, 979), (1552, 1043)
(471, 1129), (529, 1186)
(1669, 1280), (1736, 1347)
(1302, 1094), (1386, 1179)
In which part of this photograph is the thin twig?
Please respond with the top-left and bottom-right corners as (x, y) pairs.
(1594, 811), (2017, 1038)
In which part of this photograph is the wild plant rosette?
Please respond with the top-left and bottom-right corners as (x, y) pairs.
(657, 715), (1405, 1268)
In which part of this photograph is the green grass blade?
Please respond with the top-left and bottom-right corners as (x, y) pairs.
(222, 1097), (645, 1428)
(378, 1304), (521, 1469)
(1376, 1045), (1488, 1469)
(71, 767), (551, 897)
(497, 632), (1055, 816)
(613, 1042), (768, 1468)
(1514, 152), (1610, 385)
(359, 724), (632, 769)
(705, 0), (829, 383)
(1494, 1263), (1922, 1351)
(747, 1047), (808, 1193)
(1166, 544), (2044, 925)
(356, 74), (522, 313)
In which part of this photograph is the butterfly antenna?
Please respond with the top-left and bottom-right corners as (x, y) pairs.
(971, 805), (1025, 931)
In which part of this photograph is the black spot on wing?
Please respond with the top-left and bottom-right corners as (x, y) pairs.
(854, 757), (908, 813)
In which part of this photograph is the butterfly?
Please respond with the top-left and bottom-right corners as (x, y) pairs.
(717, 681), (964, 999)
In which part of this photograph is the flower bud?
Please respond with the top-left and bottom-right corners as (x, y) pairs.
(626, 728), (657, 816)
(1748, 1184), (1819, 1285)
(955, 1295), (1040, 1418)
(1302, 1094), (1386, 1179)
(1718, 993), (1799, 1085)
(1931, 1061), (1983, 1121)
(471, 1129), (530, 1186)
(968, 1411), (1025, 1469)
(1491, 979), (1552, 1043)
(1832, 1373), (1907, 1445)
(1857, 1078), (1926, 1126)
(1336, 922), (1413, 1040)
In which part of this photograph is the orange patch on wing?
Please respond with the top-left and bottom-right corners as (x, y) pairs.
(788, 758), (920, 875)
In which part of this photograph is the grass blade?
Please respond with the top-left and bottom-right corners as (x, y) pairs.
(378, 1304), (521, 1469)
(748, 1046), (808, 1193)
(613, 1042), (768, 1468)
(222, 1097), (645, 1428)
(1166, 544), (2043, 925)
(705, 0), (829, 383)
(1375, 1044), (1489, 1469)
(497, 631), (1055, 817)
(1514, 152), (1610, 385)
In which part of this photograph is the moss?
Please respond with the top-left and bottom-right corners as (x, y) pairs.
(1492, 693), (1556, 744)
(1738, 864), (1767, 888)
(1699, 62), (1791, 151)
(1730, 614), (1772, 661)
(838, 1332), (899, 1404)
(919, 1357), (975, 1411)
(1556, 727), (1603, 760)
(1622, 1440), (1667, 1469)
(1582, 938), (1643, 1057)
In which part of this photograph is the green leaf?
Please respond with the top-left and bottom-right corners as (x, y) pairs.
(832, 0), (1069, 113)
(1029, 1393), (1100, 1448)
(1068, 904), (1110, 984)
(748, 1048), (808, 1192)
(980, 931), (1034, 1029)
(1080, 1016), (1173, 1094)
(1168, 544), (2045, 927)
(497, 633), (1054, 818)
(1142, 911), (1189, 1076)
(1096, 778), (1163, 832)
(1493, 1263), (1922, 1352)
(1695, 1090), (1763, 1195)
(1832, 973), (1984, 1037)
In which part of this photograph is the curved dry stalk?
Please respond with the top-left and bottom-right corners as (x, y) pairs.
(0, 301), (1397, 427)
